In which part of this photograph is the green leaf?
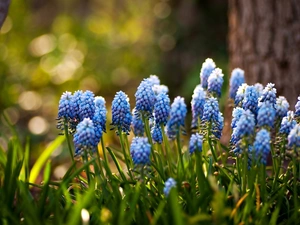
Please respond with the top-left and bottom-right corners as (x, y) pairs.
(29, 135), (65, 183)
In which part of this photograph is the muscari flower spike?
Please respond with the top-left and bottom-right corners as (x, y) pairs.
(231, 110), (255, 143)
(276, 96), (289, 119)
(242, 85), (259, 116)
(153, 92), (171, 126)
(111, 91), (132, 134)
(288, 124), (300, 148)
(132, 108), (144, 136)
(93, 96), (107, 132)
(200, 58), (216, 89)
(229, 68), (245, 100)
(254, 83), (264, 97)
(235, 83), (248, 106)
(213, 112), (224, 139)
(163, 178), (177, 197)
(153, 84), (169, 95)
(189, 133), (203, 154)
(207, 68), (224, 97)
(166, 97), (187, 140)
(148, 75), (160, 86)
(191, 85), (207, 128)
(253, 129), (271, 165)
(58, 91), (75, 120)
(295, 96), (300, 117)
(151, 124), (163, 144)
(202, 97), (219, 123)
(78, 90), (96, 121)
(257, 102), (276, 128)
(231, 107), (245, 129)
(130, 137), (151, 165)
(73, 118), (98, 157)
(280, 111), (297, 135)
(135, 78), (156, 115)
(260, 83), (277, 106)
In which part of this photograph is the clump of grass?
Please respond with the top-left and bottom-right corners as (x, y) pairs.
(1, 63), (300, 225)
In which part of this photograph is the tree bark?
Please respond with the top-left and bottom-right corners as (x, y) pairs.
(229, 0), (300, 108)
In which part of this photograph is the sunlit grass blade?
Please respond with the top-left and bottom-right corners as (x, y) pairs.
(29, 135), (65, 184)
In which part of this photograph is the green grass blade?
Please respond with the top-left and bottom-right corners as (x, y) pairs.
(29, 135), (65, 183)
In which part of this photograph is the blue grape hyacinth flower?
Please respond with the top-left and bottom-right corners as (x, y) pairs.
(231, 107), (244, 129)
(132, 108), (144, 136)
(232, 109), (255, 141)
(288, 124), (300, 148)
(200, 58), (216, 89)
(111, 91), (132, 134)
(135, 78), (156, 115)
(164, 178), (177, 197)
(130, 137), (151, 165)
(207, 68), (224, 97)
(229, 68), (245, 100)
(166, 97), (187, 139)
(235, 83), (248, 106)
(191, 85), (206, 128)
(202, 97), (219, 123)
(73, 118), (98, 157)
(71, 90), (83, 120)
(148, 75), (160, 86)
(253, 129), (271, 165)
(259, 83), (277, 106)
(213, 112), (224, 139)
(153, 92), (170, 126)
(58, 91), (75, 120)
(280, 111), (297, 135)
(78, 90), (96, 121)
(152, 84), (169, 95)
(93, 96), (107, 132)
(257, 102), (276, 128)
(254, 83), (264, 97)
(189, 133), (203, 154)
(276, 96), (289, 119)
(242, 85), (259, 116)
(151, 124), (163, 144)
(295, 96), (300, 117)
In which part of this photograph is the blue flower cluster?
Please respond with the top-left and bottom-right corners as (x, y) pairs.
(191, 85), (206, 128)
(111, 91), (132, 134)
(295, 97), (300, 117)
(200, 58), (216, 89)
(202, 97), (219, 123)
(288, 124), (300, 148)
(166, 97), (187, 139)
(260, 83), (277, 106)
(235, 83), (248, 106)
(151, 125), (163, 144)
(153, 92), (170, 125)
(242, 85), (259, 116)
(253, 129), (270, 165)
(135, 78), (156, 115)
(189, 133), (203, 154)
(207, 68), (224, 97)
(257, 102), (276, 128)
(163, 178), (177, 196)
(132, 108), (144, 136)
(280, 111), (297, 135)
(229, 68), (245, 100)
(130, 137), (151, 165)
(73, 118), (98, 157)
(276, 96), (289, 119)
(57, 90), (107, 156)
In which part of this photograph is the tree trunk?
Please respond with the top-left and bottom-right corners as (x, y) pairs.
(229, 0), (300, 108)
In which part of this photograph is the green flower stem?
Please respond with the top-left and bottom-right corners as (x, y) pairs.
(195, 151), (207, 193)
(82, 150), (91, 185)
(176, 130), (185, 176)
(142, 114), (158, 165)
(101, 136), (109, 166)
(206, 122), (218, 163)
(161, 124), (173, 176)
(64, 118), (74, 162)
(118, 127), (133, 179)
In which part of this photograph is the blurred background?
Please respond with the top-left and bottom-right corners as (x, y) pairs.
(1, 0), (299, 178)
(0, 0), (227, 147)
